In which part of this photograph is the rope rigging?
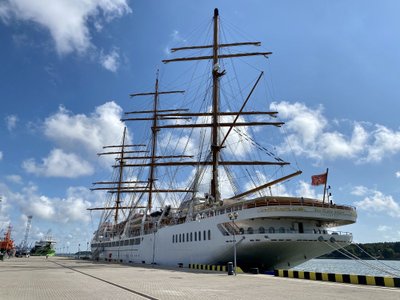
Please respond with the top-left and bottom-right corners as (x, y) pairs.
(321, 240), (400, 277)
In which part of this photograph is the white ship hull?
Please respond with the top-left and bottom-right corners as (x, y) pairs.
(92, 199), (356, 271)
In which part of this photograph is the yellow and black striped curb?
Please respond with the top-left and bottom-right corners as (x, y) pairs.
(275, 269), (400, 288)
(188, 264), (243, 273)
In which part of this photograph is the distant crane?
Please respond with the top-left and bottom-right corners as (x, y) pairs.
(21, 216), (33, 253)
(0, 196), (4, 234)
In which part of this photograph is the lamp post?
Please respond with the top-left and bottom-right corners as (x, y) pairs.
(228, 212), (238, 275)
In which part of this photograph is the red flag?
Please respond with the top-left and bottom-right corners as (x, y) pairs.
(311, 173), (327, 186)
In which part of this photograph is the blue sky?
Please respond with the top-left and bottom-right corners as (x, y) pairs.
(1, 0), (400, 253)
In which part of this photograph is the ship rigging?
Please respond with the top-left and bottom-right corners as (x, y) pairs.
(88, 8), (356, 271)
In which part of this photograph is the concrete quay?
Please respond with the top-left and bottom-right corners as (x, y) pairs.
(0, 256), (399, 300)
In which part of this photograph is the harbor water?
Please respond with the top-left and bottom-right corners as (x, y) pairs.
(292, 258), (400, 277)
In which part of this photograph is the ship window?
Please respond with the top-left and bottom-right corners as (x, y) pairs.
(247, 227), (254, 234)
(203, 230), (206, 240)
(130, 239), (134, 245)
(125, 240), (129, 246)
(259, 227), (265, 234)
(179, 234), (181, 243)
(239, 228), (244, 234)
(183, 234), (185, 242)
(269, 227), (275, 233)
(195, 232), (197, 241)
(190, 232), (193, 242)
(208, 230), (211, 240)
(279, 227), (285, 233)
(172, 235), (175, 243)
(198, 231), (201, 241)
(186, 233), (189, 241)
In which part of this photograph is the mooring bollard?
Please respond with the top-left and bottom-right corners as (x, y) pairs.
(227, 262), (234, 275)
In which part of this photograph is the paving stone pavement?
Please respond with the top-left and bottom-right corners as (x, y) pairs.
(0, 256), (399, 300)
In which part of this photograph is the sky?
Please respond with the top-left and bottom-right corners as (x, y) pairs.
(1, 0), (400, 253)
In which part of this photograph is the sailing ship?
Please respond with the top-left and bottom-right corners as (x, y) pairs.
(89, 8), (357, 271)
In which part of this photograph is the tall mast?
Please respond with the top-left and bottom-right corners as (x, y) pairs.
(128, 72), (185, 212)
(114, 127), (127, 223)
(211, 8), (221, 202)
(148, 72), (160, 211)
(88, 130), (149, 216)
(160, 8), (299, 200)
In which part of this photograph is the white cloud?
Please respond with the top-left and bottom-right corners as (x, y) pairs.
(164, 30), (187, 55)
(43, 101), (126, 157)
(351, 185), (369, 196)
(22, 148), (94, 178)
(1, 181), (98, 223)
(100, 48), (120, 72)
(295, 180), (318, 199)
(30, 195), (57, 220)
(0, 0), (131, 55)
(58, 187), (93, 223)
(354, 186), (400, 218)
(396, 171), (400, 178)
(0, 151), (3, 160)
(0, 180), (100, 252)
(5, 174), (23, 184)
(20, 101), (127, 178)
(364, 125), (400, 163)
(5, 114), (18, 131)
(271, 101), (400, 163)
(377, 225), (391, 232)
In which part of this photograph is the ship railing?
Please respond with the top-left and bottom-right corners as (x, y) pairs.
(189, 197), (355, 224)
(241, 197), (356, 211)
(207, 198), (356, 218)
(326, 229), (352, 236)
(221, 225), (353, 236)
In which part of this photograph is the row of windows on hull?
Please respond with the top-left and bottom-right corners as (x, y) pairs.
(91, 237), (141, 248)
(173, 230), (211, 243)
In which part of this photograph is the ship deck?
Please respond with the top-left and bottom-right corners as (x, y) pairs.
(0, 256), (397, 300)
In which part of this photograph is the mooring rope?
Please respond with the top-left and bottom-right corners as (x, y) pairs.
(322, 240), (400, 277)
(351, 242), (400, 274)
